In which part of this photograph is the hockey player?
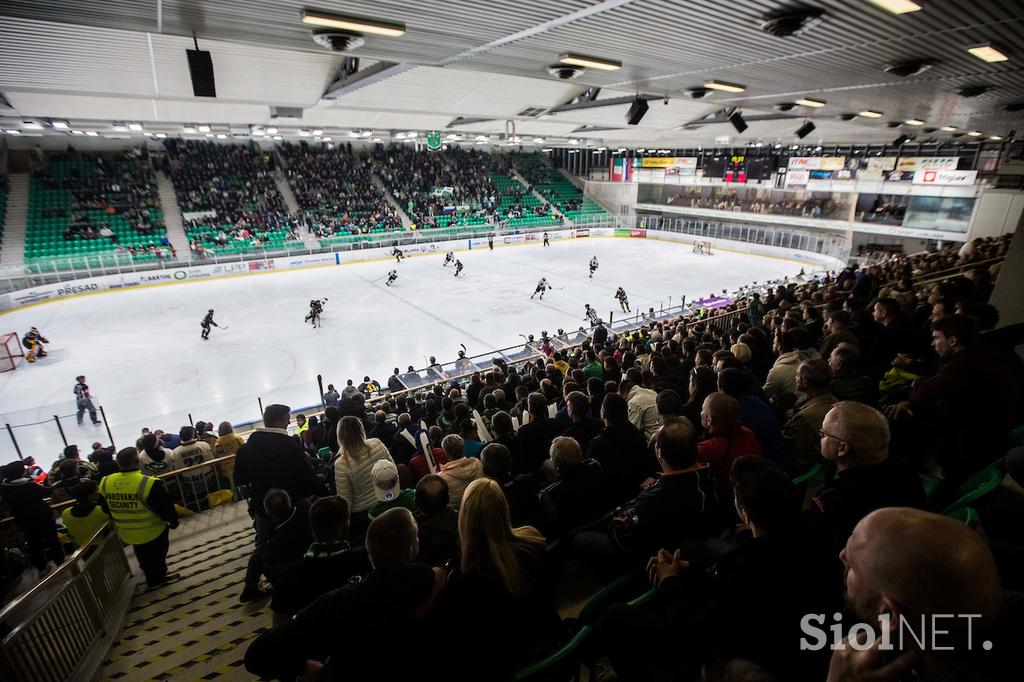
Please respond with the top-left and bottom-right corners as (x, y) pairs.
(23, 327), (50, 363)
(542, 231), (550, 247)
(530, 277), (549, 300)
(615, 287), (630, 313)
(589, 256), (599, 279)
(488, 234), (494, 250)
(305, 298), (326, 328)
(201, 309), (219, 340)
(443, 251), (454, 267)
(453, 259), (464, 277)
(386, 269), (398, 286)
(583, 304), (600, 326)
(392, 247), (404, 263)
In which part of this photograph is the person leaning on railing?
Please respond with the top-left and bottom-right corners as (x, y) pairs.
(98, 447), (179, 590)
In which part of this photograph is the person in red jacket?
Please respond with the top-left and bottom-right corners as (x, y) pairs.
(697, 393), (762, 505)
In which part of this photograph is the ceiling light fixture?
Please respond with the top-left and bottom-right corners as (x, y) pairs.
(266, 126), (278, 134)
(51, 120), (70, 129)
(865, 0), (922, 15)
(990, 135), (1003, 140)
(859, 110), (883, 118)
(128, 122), (143, 131)
(299, 130), (311, 137)
(301, 9), (406, 37)
(22, 120), (42, 130)
(967, 44), (1009, 63)
(156, 133), (167, 139)
(568, 138), (580, 144)
(884, 59), (934, 77)
(362, 131), (372, 137)
(533, 137), (545, 143)
(558, 53), (621, 71)
(71, 130), (85, 135)
(86, 131), (98, 137)
(112, 124), (128, 132)
(322, 136), (332, 141)
(6, 130), (21, 135)
(967, 130), (983, 136)
(216, 133), (227, 139)
(905, 118), (925, 125)
(198, 124), (211, 133)
(940, 126), (957, 132)
(349, 131), (361, 138)
(273, 135), (283, 141)
(795, 98), (826, 107)
(704, 80), (746, 93)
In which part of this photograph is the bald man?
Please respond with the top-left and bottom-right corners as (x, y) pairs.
(829, 508), (1017, 681)
(698, 392), (762, 501)
(810, 402), (925, 546)
(246, 508), (445, 680)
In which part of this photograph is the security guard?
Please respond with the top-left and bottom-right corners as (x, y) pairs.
(99, 447), (179, 589)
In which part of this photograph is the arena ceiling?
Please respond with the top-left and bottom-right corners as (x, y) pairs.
(0, 0), (1022, 148)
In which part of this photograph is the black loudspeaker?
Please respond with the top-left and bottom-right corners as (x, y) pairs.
(625, 98), (649, 125)
(795, 120), (816, 139)
(729, 110), (748, 133)
(187, 49), (217, 97)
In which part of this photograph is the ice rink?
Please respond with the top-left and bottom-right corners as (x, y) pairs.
(0, 236), (804, 463)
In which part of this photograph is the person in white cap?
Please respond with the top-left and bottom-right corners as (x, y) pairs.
(368, 459), (416, 520)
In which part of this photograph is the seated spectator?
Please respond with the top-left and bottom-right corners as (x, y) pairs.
(440, 478), (565, 680)
(831, 508), (1020, 680)
(717, 367), (788, 471)
(537, 437), (609, 539)
(489, 411), (521, 465)
(810, 401), (925, 546)
(438, 434), (483, 506)
(763, 330), (809, 400)
(481, 442), (538, 527)
(622, 367), (662, 441)
(333, 416), (394, 542)
(574, 421), (719, 568)
(369, 409), (396, 449)
(173, 426), (217, 503)
(681, 366), (718, 428)
(698, 393), (762, 502)
(414, 475), (460, 568)
(1, 461), (65, 573)
(389, 413), (418, 466)
(818, 309), (859, 360)
(245, 508), (446, 680)
(269, 496), (370, 624)
(459, 419), (484, 458)
(783, 359), (836, 474)
(61, 480), (109, 548)
(515, 392), (562, 475)
(596, 456), (842, 681)
(368, 460), (416, 520)
(865, 297), (921, 377)
(562, 390), (601, 450)
(587, 393), (651, 504)
(47, 444), (96, 487)
(827, 342), (879, 405)
(261, 489), (315, 585)
(410, 425), (449, 480)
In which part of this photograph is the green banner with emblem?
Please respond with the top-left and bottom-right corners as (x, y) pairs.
(426, 130), (442, 151)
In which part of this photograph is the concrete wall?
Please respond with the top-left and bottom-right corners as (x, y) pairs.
(968, 189), (1024, 240)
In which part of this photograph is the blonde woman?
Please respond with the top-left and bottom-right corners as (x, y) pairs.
(334, 416), (393, 541)
(444, 478), (565, 677)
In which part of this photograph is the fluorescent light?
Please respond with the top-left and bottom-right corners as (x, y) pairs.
(967, 130), (983, 137)
(795, 98), (826, 107)
(51, 121), (70, 129)
(184, 126), (197, 134)
(532, 137), (545, 143)
(273, 135), (283, 141)
(312, 128), (323, 136)
(558, 53), (622, 71)
(703, 80), (746, 93)
(905, 118), (925, 125)
(216, 133), (226, 139)
(858, 110), (883, 118)
(865, 0), (922, 15)
(322, 136), (332, 141)
(967, 44), (1009, 63)
(371, 137), (381, 143)
(128, 122), (143, 131)
(205, 133), (214, 138)
(71, 130), (85, 135)
(406, 131), (417, 137)
(266, 127), (278, 135)
(299, 130), (310, 137)
(22, 120), (42, 129)
(112, 124), (128, 132)
(636, 148), (646, 152)
(5, 129), (21, 135)
(143, 132), (153, 137)
(198, 124), (211, 133)
(349, 131), (361, 138)
(990, 135), (1003, 140)
(940, 126), (957, 132)
(156, 133), (167, 139)
(475, 135), (488, 141)
(476, 140), (487, 145)
(774, 143), (783, 148)
(568, 138), (579, 144)
(542, 148), (553, 152)
(301, 9), (406, 37)
(395, 132), (406, 140)
(86, 131), (98, 136)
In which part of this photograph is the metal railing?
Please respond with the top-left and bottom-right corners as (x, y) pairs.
(0, 523), (132, 682)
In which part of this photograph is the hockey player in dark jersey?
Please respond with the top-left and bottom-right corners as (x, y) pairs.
(543, 231), (550, 247)
(392, 247), (404, 263)
(488, 234), (494, 250)
(615, 287), (630, 313)
(23, 327), (50, 363)
(453, 260), (464, 277)
(201, 310), (219, 340)
(305, 298), (326, 328)
(386, 269), (398, 286)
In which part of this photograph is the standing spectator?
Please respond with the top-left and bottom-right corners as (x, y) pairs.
(414, 475), (460, 567)
(333, 415), (394, 542)
(234, 404), (326, 602)
(537, 437), (609, 539)
(438, 434), (483, 506)
(260, 489), (315, 587)
(389, 413), (419, 466)
(99, 448), (178, 589)
(173, 426), (216, 504)
(622, 368), (662, 442)
(269, 495), (369, 625)
(74, 374), (101, 425)
(323, 384), (341, 408)
(783, 359), (836, 474)
(244, 508), (445, 680)
(515, 392), (562, 475)
(698, 393), (762, 502)
(1, 461), (65, 574)
(61, 480), (109, 547)
(139, 433), (179, 477)
(212, 421), (245, 458)
(48, 444), (97, 487)
(587, 393), (651, 504)
(387, 369), (404, 393)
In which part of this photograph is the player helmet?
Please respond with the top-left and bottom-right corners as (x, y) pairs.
(208, 309), (214, 313)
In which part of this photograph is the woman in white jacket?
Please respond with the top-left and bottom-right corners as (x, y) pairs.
(334, 416), (393, 542)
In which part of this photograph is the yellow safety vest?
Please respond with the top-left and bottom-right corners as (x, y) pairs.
(99, 470), (167, 545)
(61, 504), (109, 547)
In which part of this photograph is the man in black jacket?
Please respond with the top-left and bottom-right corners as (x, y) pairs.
(538, 437), (608, 539)
(587, 393), (651, 504)
(413, 475), (459, 568)
(561, 391), (601, 451)
(595, 456), (842, 681)
(1, 461), (65, 572)
(515, 392), (562, 476)
(245, 508), (445, 680)
(234, 404), (326, 602)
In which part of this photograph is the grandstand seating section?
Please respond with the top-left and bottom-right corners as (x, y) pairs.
(533, 169), (611, 222)
(24, 154), (166, 264)
(492, 173), (561, 229)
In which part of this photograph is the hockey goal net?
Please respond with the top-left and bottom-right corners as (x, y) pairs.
(692, 240), (713, 255)
(0, 332), (25, 372)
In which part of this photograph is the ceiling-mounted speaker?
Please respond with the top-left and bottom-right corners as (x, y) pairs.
(775, 102), (797, 112)
(893, 134), (910, 146)
(795, 120), (816, 138)
(187, 49), (217, 97)
(625, 97), (649, 125)
(759, 7), (825, 37)
(729, 110), (748, 133)
(957, 85), (991, 98)
(884, 59), (934, 77)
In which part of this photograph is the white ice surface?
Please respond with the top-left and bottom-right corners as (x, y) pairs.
(0, 237), (803, 463)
